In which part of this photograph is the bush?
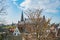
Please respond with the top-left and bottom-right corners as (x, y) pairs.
(0, 34), (3, 40)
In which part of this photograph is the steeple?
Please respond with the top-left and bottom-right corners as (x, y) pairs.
(21, 11), (24, 21)
(42, 15), (46, 22)
(43, 15), (45, 20)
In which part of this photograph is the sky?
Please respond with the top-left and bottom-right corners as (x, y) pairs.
(0, 0), (60, 24)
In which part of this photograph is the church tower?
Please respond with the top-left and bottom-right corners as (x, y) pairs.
(42, 15), (46, 22)
(21, 11), (24, 21)
(43, 15), (45, 20)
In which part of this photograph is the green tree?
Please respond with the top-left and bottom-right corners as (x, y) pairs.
(0, 34), (3, 40)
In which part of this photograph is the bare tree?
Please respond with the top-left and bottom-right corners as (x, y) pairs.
(22, 8), (54, 40)
(0, 0), (8, 24)
(0, 0), (8, 15)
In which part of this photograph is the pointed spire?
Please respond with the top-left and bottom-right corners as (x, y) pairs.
(43, 15), (45, 20)
(21, 11), (24, 21)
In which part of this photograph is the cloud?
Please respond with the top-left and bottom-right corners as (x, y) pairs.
(12, 0), (18, 1)
(20, 0), (31, 10)
(45, 9), (58, 13)
(20, 0), (60, 13)
(20, 0), (30, 6)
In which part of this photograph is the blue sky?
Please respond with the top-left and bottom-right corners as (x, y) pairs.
(3, 0), (60, 24)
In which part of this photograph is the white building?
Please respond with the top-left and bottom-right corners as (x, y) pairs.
(13, 26), (21, 36)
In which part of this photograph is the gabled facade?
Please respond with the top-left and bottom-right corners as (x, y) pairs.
(13, 26), (21, 36)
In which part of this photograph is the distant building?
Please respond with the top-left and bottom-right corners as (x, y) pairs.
(48, 23), (60, 37)
(0, 28), (8, 34)
(13, 26), (21, 36)
(0, 24), (4, 26)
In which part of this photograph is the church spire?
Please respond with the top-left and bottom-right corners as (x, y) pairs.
(43, 15), (45, 20)
(21, 11), (24, 21)
(43, 15), (45, 21)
